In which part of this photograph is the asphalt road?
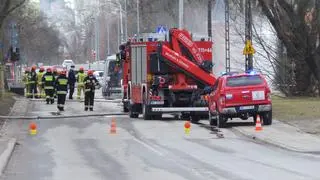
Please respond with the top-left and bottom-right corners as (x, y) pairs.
(1, 95), (320, 180)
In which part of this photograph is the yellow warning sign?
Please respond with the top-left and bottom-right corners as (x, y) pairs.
(243, 40), (256, 55)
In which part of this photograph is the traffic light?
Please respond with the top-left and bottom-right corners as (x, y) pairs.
(10, 46), (20, 61)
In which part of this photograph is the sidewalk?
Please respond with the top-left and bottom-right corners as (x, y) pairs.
(233, 120), (320, 153)
(0, 138), (16, 176)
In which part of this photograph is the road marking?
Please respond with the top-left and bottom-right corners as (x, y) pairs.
(132, 137), (164, 157)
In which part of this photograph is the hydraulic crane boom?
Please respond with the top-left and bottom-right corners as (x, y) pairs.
(159, 44), (216, 86)
(169, 28), (213, 72)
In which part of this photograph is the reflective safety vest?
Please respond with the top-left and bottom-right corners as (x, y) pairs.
(42, 73), (55, 90)
(22, 73), (29, 85)
(28, 71), (37, 84)
(55, 75), (68, 94)
(37, 72), (44, 85)
(77, 72), (86, 85)
(84, 75), (99, 93)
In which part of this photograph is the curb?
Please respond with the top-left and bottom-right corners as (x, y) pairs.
(0, 112), (127, 120)
(0, 138), (16, 177)
(232, 127), (320, 154)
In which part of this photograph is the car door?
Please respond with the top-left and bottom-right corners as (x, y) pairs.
(208, 78), (220, 112)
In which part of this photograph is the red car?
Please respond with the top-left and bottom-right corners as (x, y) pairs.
(207, 71), (272, 128)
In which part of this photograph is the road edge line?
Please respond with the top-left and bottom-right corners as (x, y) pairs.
(0, 138), (16, 177)
(231, 127), (320, 154)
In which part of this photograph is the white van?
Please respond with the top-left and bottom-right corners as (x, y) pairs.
(102, 55), (122, 97)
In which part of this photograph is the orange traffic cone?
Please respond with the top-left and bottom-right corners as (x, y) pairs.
(255, 115), (262, 131)
(110, 119), (117, 134)
(29, 122), (37, 135)
(184, 121), (191, 134)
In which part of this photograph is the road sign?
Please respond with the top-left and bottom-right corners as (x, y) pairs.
(156, 25), (167, 34)
(243, 40), (255, 55)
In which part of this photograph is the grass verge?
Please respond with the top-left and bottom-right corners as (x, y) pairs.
(272, 95), (320, 121)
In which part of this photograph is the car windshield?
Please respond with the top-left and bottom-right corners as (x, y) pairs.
(226, 75), (263, 87)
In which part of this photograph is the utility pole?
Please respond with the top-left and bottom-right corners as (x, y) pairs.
(179, 0), (184, 29)
(137, 0), (140, 36)
(225, 0), (230, 72)
(125, 0), (127, 41)
(119, 2), (124, 43)
(244, 0), (253, 71)
(0, 26), (4, 97)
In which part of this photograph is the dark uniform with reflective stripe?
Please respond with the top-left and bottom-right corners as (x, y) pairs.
(28, 70), (38, 98)
(42, 72), (55, 104)
(84, 75), (100, 111)
(55, 74), (68, 111)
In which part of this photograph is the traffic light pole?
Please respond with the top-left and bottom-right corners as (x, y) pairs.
(245, 0), (253, 71)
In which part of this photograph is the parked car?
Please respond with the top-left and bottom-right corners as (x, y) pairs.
(207, 71), (272, 128)
(62, 59), (75, 70)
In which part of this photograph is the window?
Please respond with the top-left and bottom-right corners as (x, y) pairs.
(226, 75), (263, 87)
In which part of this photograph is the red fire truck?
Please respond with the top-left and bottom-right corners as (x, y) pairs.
(118, 28), (217, 121)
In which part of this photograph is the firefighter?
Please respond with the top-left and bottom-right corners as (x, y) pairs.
(76, 67), (86, 100)
(83, 70), (100, 111)
(55, 70), (68, 111)
(42, 68), (55, 104)
(37, 67), (45, 98)
(22, 67), (30, 97)
(68, 65), (76, 99)
(28, 65), (38, 98)
(53, 68), (58, 98)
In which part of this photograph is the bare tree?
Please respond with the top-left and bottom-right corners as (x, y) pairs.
(258, 0), (320, 96)
(0, 0), (26, 28)
(5, 2), (61, 65)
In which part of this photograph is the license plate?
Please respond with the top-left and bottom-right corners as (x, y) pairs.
(239, 106), (254, 110)
(252, 91), (265, 100)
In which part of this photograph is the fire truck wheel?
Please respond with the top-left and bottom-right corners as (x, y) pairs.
(142, 104), (152, 120)
(123, 102), (129, 112)
(129, 110), (139, 118)
(123, 105), (129, 112)
(152, 114), (162, 120)
(190, 114), (200, 123)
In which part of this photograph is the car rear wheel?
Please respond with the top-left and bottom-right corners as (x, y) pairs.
(262, 111), (272, 125)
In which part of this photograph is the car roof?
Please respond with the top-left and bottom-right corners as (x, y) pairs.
(220, 71), (263, 78)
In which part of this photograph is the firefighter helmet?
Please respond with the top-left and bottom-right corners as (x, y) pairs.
(31, 65), (36, 71)
(87, 70), (93, 75)
(61, 70), (67, 75)
(47, 68), (52, 72)
(79, 67), (84, 71)
(40, 67), (45, 72)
